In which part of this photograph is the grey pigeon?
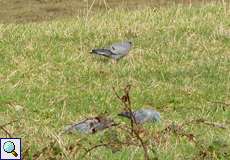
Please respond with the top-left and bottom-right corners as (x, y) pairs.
(91, 41), (132, 60)
(64, 116), (116, 134)
(118, 108), (160, 124)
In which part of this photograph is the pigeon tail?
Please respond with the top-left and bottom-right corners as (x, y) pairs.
(91, 48), (113, 58)
(118, 111), (132, 119)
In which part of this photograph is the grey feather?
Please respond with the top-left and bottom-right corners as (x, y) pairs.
(118, 108), (160, 124)
(91, 41), (132, 60)
(64, 116), (116, 134)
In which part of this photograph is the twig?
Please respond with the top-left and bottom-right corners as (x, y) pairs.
(83, 143), (108, 158)
(0, 126), (12, 138)
(207, 100), (230, 111)
(102, 0), (109, 10)
(112, 85), (137, 133)
(208, 100), (230, 107)
(112, 87), (122, 100)
(0, 119), (18, 128)
(22, 146), (30, 159)
(124, 85), (138, 125)
(113, 85), (150, 160)
(182, 118), (227, 129)
(0, 120), (18, 138)
(133, 129), (150, 160)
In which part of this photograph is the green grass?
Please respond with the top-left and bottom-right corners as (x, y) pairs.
(0, 3), (230, 160)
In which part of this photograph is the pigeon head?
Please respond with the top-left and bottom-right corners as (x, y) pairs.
(126, 41), (132, 46)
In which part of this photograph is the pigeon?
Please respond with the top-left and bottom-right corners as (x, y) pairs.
(64, 116), (117, 134)
(118, 108), (160, 124)
(91, 41), (132, 61)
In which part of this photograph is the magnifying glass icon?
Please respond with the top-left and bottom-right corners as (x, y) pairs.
(3, 141), (18, 157)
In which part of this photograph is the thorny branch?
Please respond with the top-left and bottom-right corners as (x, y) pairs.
(113, 85), (150, 160)
(112, 85), (137, 133)
(154, 117), (228, 147)
(27, 86), (230, 159)
(83, 85), (150, 160)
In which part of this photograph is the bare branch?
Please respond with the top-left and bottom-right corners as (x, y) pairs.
(208, 100), (230, 107)
(0, 120), (18, 138)
(0, 126), (12, 138)
(113, 85), (150, 160)
(181, 118), (227, 129)
(0, 120), (18, 128)
(82, 143), (108, 158)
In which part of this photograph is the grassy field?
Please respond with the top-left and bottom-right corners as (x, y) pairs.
(0, 0), (219, 23)
(0, 3), (230, 160)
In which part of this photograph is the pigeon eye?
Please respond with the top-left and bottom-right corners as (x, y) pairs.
(92, 128), (97, 133)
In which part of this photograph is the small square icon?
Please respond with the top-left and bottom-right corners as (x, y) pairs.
(0, 138), (21, 160)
